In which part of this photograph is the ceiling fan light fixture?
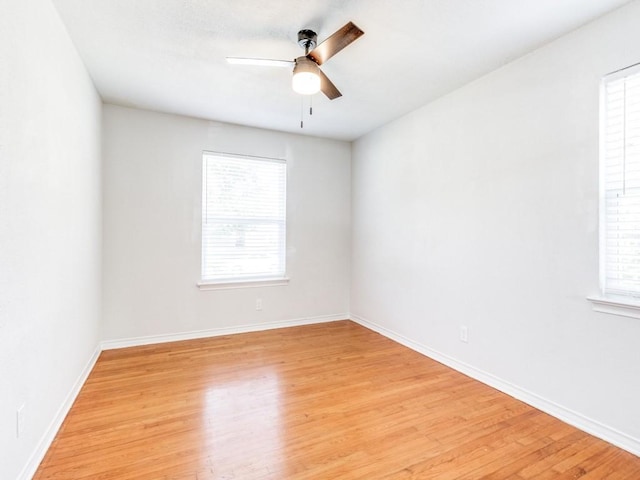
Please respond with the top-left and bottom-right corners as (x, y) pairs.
(292, 57), (321, 95)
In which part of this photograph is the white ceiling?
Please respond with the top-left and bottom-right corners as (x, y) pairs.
(52, 0), (630, 141)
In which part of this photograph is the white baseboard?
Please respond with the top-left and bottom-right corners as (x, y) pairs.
(101, 313), (348, 350)
(349, 313), (640, 458)
(18, 346), (101, 480)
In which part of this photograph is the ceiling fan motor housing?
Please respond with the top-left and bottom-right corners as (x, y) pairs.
(297, 29), (318, 54)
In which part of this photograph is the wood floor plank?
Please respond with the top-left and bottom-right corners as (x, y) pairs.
(34, 321), (640, 479)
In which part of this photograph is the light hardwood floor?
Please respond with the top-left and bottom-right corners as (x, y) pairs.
(35, 321), (640, 479)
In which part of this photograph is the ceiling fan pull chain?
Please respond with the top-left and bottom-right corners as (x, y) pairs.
(310, 95), (313, 116)
(300, 97), (304, 129)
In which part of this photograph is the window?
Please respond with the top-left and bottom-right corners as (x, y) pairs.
(600, 64), (640, 299)
(200, 152), (287, 287)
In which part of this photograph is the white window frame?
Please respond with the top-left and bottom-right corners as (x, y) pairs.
(198, 151), (289, 290)
(589, 62), (640, 318)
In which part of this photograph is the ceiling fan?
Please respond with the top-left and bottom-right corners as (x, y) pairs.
(226, 22), (364, 100)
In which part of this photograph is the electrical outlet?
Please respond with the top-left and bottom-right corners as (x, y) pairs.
(16, 404), (25, 438)
(460, 326), (469, 343)
(255, 298), (263, 311)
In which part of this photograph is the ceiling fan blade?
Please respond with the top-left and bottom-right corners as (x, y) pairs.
(226, 57), (294, 68)
(307, 22), (364, 65)
(318, 69), (342, 100)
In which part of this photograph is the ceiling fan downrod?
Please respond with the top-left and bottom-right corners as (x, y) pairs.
(297, 29), (318, 56)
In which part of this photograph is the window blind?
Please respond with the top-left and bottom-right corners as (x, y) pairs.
(602, 64), (640, 296)
(201, 152), (286, 283)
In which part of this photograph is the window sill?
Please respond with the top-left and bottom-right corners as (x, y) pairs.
(587, 295), (640, 319)
(197, 277), (290, 291)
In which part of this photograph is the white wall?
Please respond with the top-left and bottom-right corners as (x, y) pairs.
(0, 0), (102, 478)
(102, 105), (350, 342)
(351, 1), (640, 452)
